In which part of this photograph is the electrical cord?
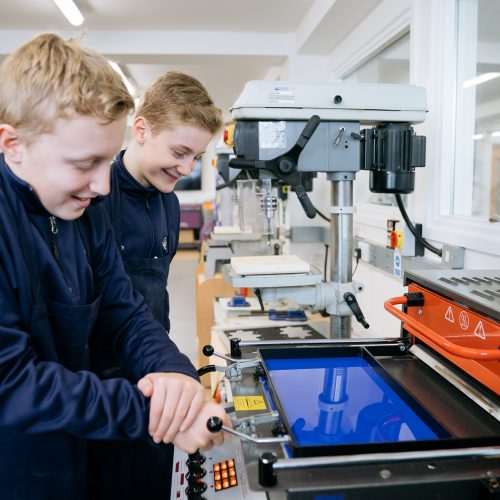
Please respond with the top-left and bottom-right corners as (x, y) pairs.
(215, 178), (237, 191)
(315, 207), (330, 223)
(323, 244), (329, 282)
(319, 244), (330, 317)
(394, 194), (442, 257)
(215, 169), (256, 190)
(352, 257), (359, 277)
(254, 288), (264, 311)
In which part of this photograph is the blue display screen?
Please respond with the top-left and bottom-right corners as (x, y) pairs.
(265, 356), (446, 447)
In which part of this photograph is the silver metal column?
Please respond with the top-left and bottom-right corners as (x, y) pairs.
(330, 179), (353, 338)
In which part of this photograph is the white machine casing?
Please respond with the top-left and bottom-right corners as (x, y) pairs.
(231, 80), (427, 123)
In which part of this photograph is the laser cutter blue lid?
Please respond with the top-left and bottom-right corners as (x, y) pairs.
(260, 346), (451, 457)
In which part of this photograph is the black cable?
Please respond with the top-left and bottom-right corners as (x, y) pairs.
(394, 194), (442, 257)
(215, 169), (256, 190)
(215, 178), (237, 190)
(318, 244), (330, 316)
(254, 288), (265, 311)
(315, 207), (330, 223)
(323, 244), (329, 282)
(352, 259), (359, 277)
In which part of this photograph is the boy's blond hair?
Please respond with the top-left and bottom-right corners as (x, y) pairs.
(137, 71), (222, 136)
(0, 33), (134, 143)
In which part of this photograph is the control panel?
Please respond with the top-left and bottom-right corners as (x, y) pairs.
(170, 434), (265, 500)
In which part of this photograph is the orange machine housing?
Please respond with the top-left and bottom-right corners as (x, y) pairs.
(385, 269), (500, 395)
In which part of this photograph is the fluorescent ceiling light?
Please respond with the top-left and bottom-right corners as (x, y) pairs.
(108, 61), (136, 97)
(463, 72), (500, 89)
(473, 133), (484, 140)
(52, 0), (84, 26)
(491, 131), (500, 137)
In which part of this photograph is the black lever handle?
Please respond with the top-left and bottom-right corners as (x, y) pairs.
(207, 416), (223, 433)
(294, 184), (316, 219)
(202, 345), (214, 357)
(299, 114), (321, 145)
(290, 114), (321, 153)
(196, 345), (216, 377)
(228, 158), (259, 170)
(229, 116), (321, 219)
(343, 292), (369, 329)
(266, 115), (320, 219)
(272, 115), (320, 172)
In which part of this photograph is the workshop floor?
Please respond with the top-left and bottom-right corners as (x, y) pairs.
(168, 250), (200, 366)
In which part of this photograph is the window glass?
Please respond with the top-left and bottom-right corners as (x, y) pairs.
(455, 0), (500, 221)
(344, 34), (410, 206)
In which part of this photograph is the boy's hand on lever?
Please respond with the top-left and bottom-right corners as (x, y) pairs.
(137, 372), (206, 444)
(173, 401), (232, 454)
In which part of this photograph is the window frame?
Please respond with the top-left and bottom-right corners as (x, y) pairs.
(413, 0), (500, 252)
(329, 0), (500, 254)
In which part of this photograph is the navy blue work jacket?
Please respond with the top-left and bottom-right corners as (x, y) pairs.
(101, 151), (180, 332)
(0, 154), (197, 499)
(87, 152), (182, 499)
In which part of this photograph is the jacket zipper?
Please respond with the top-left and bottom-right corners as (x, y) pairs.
(144, 194), (157, 254)
(49, 216), (61, 262)
(49, 216), (75, 295)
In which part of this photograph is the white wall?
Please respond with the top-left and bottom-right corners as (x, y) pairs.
(274, 0), (500, 337)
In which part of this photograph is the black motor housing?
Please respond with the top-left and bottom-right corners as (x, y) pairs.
(361, 123), (426, 194)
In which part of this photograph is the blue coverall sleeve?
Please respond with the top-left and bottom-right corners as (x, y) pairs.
(0, 205), (197, 440)
(0, 255), (150, 440)
(87, 205), (199, 382)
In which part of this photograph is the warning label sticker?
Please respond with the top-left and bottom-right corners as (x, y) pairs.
(473, 321), (486, 339)
(445, 306), (454, 323)
(233, 396), (267, 411)
(459, 311), (470, 330)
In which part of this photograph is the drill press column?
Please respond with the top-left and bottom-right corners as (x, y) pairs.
(330, 179), (354, 338)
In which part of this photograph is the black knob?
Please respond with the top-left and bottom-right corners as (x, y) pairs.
(186, 453), (206, 483)
(334, 94), (342, 104)
(202, 345), (214, 357)
(186, 450), (208, 500)
(207, 416), (223, 433)
(259, 452), (278, 487)
(187, 450), (206, 467)
(230, 338), (241, 358)
(185, 479), (207, 499)
(187, 465), (206, 480)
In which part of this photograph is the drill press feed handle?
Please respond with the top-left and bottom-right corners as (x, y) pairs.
(229, 115), (321, 219)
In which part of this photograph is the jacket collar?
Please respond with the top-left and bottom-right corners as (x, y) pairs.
(114, 150), (158, 199)
(0, 153), (49, 214)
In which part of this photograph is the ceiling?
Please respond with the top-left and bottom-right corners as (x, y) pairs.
(0, 0), (382, 122)
(2, 1), (497, 131)
(0, 0), (317, 32)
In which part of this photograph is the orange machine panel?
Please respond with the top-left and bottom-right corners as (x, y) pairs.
(397, 283), (500, 394)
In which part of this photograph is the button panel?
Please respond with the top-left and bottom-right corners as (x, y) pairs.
(213, 458), (238, 492)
